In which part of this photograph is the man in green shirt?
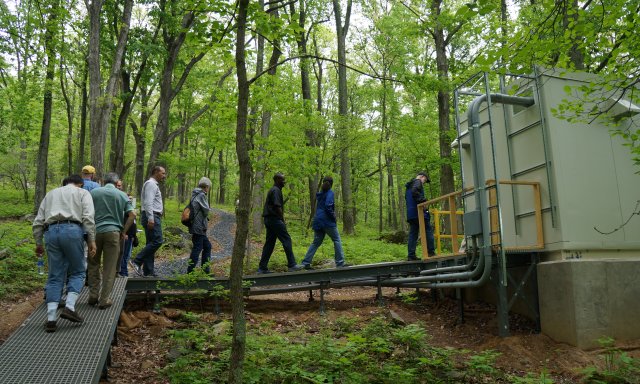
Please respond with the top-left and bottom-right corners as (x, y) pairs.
(89, 172), (135, 309)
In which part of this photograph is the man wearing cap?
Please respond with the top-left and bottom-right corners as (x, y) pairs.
(81, 165), (101, 191)
(405, 171), (436, 260)
(88, 172), (134, 309)
(131, 165), (166, 277)
(33, 174), (97, 332)
(187, 177), (213, 274)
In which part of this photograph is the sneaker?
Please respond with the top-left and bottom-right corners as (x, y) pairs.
(60, 307), (84, 323)
(98, 300), (113, 310)
(303, 264), (315, 270)
(288, 264), (304, 272)
(256, 269), (273, 274)
(336, 263), (352, 268)
(44, 320), (57, 333)
(129, 260), (143, 276)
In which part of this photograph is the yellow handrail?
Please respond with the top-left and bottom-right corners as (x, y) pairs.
(416, 181), (544, 259)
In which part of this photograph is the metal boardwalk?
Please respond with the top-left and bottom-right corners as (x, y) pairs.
(0, 277), (127, 384)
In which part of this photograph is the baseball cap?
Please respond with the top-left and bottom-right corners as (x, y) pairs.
(82, 165), (96, 174)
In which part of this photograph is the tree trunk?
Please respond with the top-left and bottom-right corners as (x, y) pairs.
(332, 0), (355, 234)
(146, 8), (203, 176)
(218, 149), (227, 204)
(60, 56), (74, 176)
(77, 62), (88, 171)
(229, 0), (251, 381)
(132, 85), (152, 195)
(432, 0), (455, 198)
(251, 0), (267, 236)
(34, 0), (60, 213)
(87, 0), (133, 179)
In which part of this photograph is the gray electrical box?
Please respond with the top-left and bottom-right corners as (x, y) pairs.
(463, 210), (482, 236)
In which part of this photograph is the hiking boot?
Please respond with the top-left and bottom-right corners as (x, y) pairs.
(288, 264), (304, 272)
(303, 264), (315, 270)
(60, 307), (84, 323)
(44, 320), (57, 333)
(98, 300), (113, 310)
(336, 263), (352, 268)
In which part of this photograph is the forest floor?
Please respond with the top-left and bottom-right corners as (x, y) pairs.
(1, 210), (639, 383)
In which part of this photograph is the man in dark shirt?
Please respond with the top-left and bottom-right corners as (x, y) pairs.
(405, 171), (436, 260)
(257, 173), (303, 273)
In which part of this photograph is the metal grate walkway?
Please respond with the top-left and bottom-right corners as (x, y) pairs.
(0, 277), (127, 384)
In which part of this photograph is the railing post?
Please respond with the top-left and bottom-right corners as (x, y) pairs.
(449, 196), (459, 253)
(417, 203), (428, 259)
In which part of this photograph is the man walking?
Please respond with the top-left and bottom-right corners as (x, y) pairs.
(301, 176), (348, 269)
(405, 171), (436, 260)
(81, 165), (100, 191)
(33, 174), (96, 333)
(89, 173), (134, 309)
(131, 166), (166, 277)
(257, 173), (303, 274)
(187, 177), (213, 274)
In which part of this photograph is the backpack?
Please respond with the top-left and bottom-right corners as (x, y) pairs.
(181, 193), (200, 227)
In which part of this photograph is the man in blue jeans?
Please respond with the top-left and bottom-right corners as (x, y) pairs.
(33, 174), (97, 332)
(405, 171), (435, 260)
(257, 173), (303, 274)
(131, 166), (166, 277)
(301, 176), (348, 269)
(187, 177), (213, 274)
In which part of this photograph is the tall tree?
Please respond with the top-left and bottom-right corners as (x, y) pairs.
(229, 0), (251, 381)
(332, 0), (355, 234)
(34, 0), (61, 212)
(86, 0), (132, 178)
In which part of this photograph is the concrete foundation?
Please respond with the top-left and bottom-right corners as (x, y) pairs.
(537, 259), (640, 349)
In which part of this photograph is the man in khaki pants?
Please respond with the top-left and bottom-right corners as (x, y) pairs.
(89, 172), (135, 309)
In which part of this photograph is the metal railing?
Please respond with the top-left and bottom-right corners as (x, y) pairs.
(417, 180), (544, 258)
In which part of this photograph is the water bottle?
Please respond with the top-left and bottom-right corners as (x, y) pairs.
(37, 255), (44, 275)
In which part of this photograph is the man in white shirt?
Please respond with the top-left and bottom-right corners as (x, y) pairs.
(131, 166), (166, 277)
(33, 174), (97, 333)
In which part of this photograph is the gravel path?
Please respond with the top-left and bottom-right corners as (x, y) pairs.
(154, 208), (236, 277)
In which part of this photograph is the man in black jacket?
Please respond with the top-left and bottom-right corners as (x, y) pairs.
(405, 171), (435, 260)
(257, 173), (303, 273)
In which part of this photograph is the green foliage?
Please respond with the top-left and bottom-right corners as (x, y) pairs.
(163, 314), (515, 383)
(581, 337), (640, 383)
(0, 189), (44, 299)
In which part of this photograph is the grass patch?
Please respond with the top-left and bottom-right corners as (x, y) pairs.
(0, 188), (44, 300)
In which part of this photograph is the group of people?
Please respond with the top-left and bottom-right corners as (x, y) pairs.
(32, 163), (436, 332)
(33, 166), (136, 333)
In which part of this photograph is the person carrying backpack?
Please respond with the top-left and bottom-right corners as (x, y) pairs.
(187, 177), (213, 274)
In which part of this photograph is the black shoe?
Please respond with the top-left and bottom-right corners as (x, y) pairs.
(336, 263), (352, 268)
(45, 321), (57, 333)
(98, 301), (113, 310)
(303, 264), (315, 270)
(288, 264), (304, 272)
(88, 297), (98, 306)
(428, 252), (436, 257)
(407, 256), (419, 261)
(256, 269), (273, 274)
(60, 307), (84, 323)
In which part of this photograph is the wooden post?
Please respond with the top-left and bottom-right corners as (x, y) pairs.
(417, 203), (428, 259)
